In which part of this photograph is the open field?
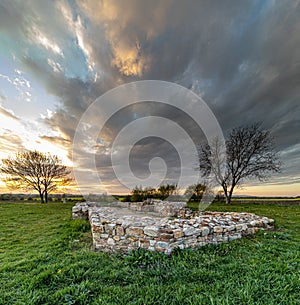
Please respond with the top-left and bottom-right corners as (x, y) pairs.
(230, 198), (300, 206)
(0, 201), (299, 305)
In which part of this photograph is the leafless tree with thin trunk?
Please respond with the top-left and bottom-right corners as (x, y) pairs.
(198, 123), (281, 204)
(0, 150), (72, 203)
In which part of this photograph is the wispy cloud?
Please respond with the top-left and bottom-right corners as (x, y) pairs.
(0, 130), (24, 158)
(0, 72), (32, 102)
(0, 105), (19, 121)
(40, 135), (71, 149)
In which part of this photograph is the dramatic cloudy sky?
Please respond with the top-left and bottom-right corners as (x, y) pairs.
(0, 0), (299, 196)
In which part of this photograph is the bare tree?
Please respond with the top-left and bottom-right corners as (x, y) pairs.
(198, 123), (281, 204)
(0, 150), (71, 203)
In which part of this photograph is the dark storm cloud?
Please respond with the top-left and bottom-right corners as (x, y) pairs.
(1, 0), (300, 192)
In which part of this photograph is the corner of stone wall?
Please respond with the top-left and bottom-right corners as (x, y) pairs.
(72, 202), (90, 219)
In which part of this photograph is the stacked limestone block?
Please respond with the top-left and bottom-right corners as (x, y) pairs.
(86, 207), (274, 254)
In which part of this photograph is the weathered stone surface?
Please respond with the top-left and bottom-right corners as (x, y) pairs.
(173, 229), (184, 239)
(155, 241), (169, 249)
(92, 224), (104, 233)
(139, 239), (150, 248)
(236, 224), (248, 231)
(200, 227), (210, 236)
(154, 201), (187, 217)
(72, 204), (89, 219)
(126, 227), (144, 237)
(107, 238), (115, 245)
(144, 226), (159, 237)
(226, 225), (236, 232)
(183, 227), (196, 236)
(213, 226), (223, 233)
(149, 240), (156, 246)
(229, 233), (242, 241)
(116, 226), (125, 236)
(160, 233), (174, 241)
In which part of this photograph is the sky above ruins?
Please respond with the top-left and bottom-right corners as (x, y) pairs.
(0, 0), (299, 196)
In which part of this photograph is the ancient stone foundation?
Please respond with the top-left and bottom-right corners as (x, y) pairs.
(72, 201), (274, 254)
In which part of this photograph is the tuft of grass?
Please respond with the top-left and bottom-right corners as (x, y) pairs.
(0, 201), (299, 305)
(70, 219), (91, 233)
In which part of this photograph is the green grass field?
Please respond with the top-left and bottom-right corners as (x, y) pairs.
(0, 201), (299, 305)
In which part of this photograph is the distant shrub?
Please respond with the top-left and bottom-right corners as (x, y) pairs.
(0, 194), (6, 201)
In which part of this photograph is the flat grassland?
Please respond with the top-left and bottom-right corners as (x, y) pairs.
(0, 201), (299, 305)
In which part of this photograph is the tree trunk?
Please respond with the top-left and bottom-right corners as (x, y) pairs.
(222, 184), (230, 204)
(45, 191), (48, 203)
(39, 192), (44, 203)
(226, 187), (234, 204)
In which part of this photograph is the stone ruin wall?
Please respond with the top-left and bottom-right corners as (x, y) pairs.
(72, 201), (274, 254)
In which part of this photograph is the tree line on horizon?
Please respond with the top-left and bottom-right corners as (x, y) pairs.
(0, 123), (281, 204)
(121, 183), (207, 202)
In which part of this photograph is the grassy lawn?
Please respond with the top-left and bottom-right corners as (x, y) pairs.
(0, 202), (299, 305)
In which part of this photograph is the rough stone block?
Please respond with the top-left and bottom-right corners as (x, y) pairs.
(200, 227), (210, 236)
(92, 224), (104, 233)
(126, 227), (144, 237)
(116, 226), (125, 236)
(229, 233), (242, 241)
(149, 240), (156, 246)
(227, 225), (236, 232)
(213, 226), (223, 233)
(107, 238), (115, 245)
(173, 229), (184, 239)
(160, 233), (174, 241)
(139, 239), (150, 248)
(100, 233), (109, 239)
(144, 226), (159, 237)
(236, 224), (247, 231)
(156, 241), (169, 249)
(183, 227), (196, 236)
